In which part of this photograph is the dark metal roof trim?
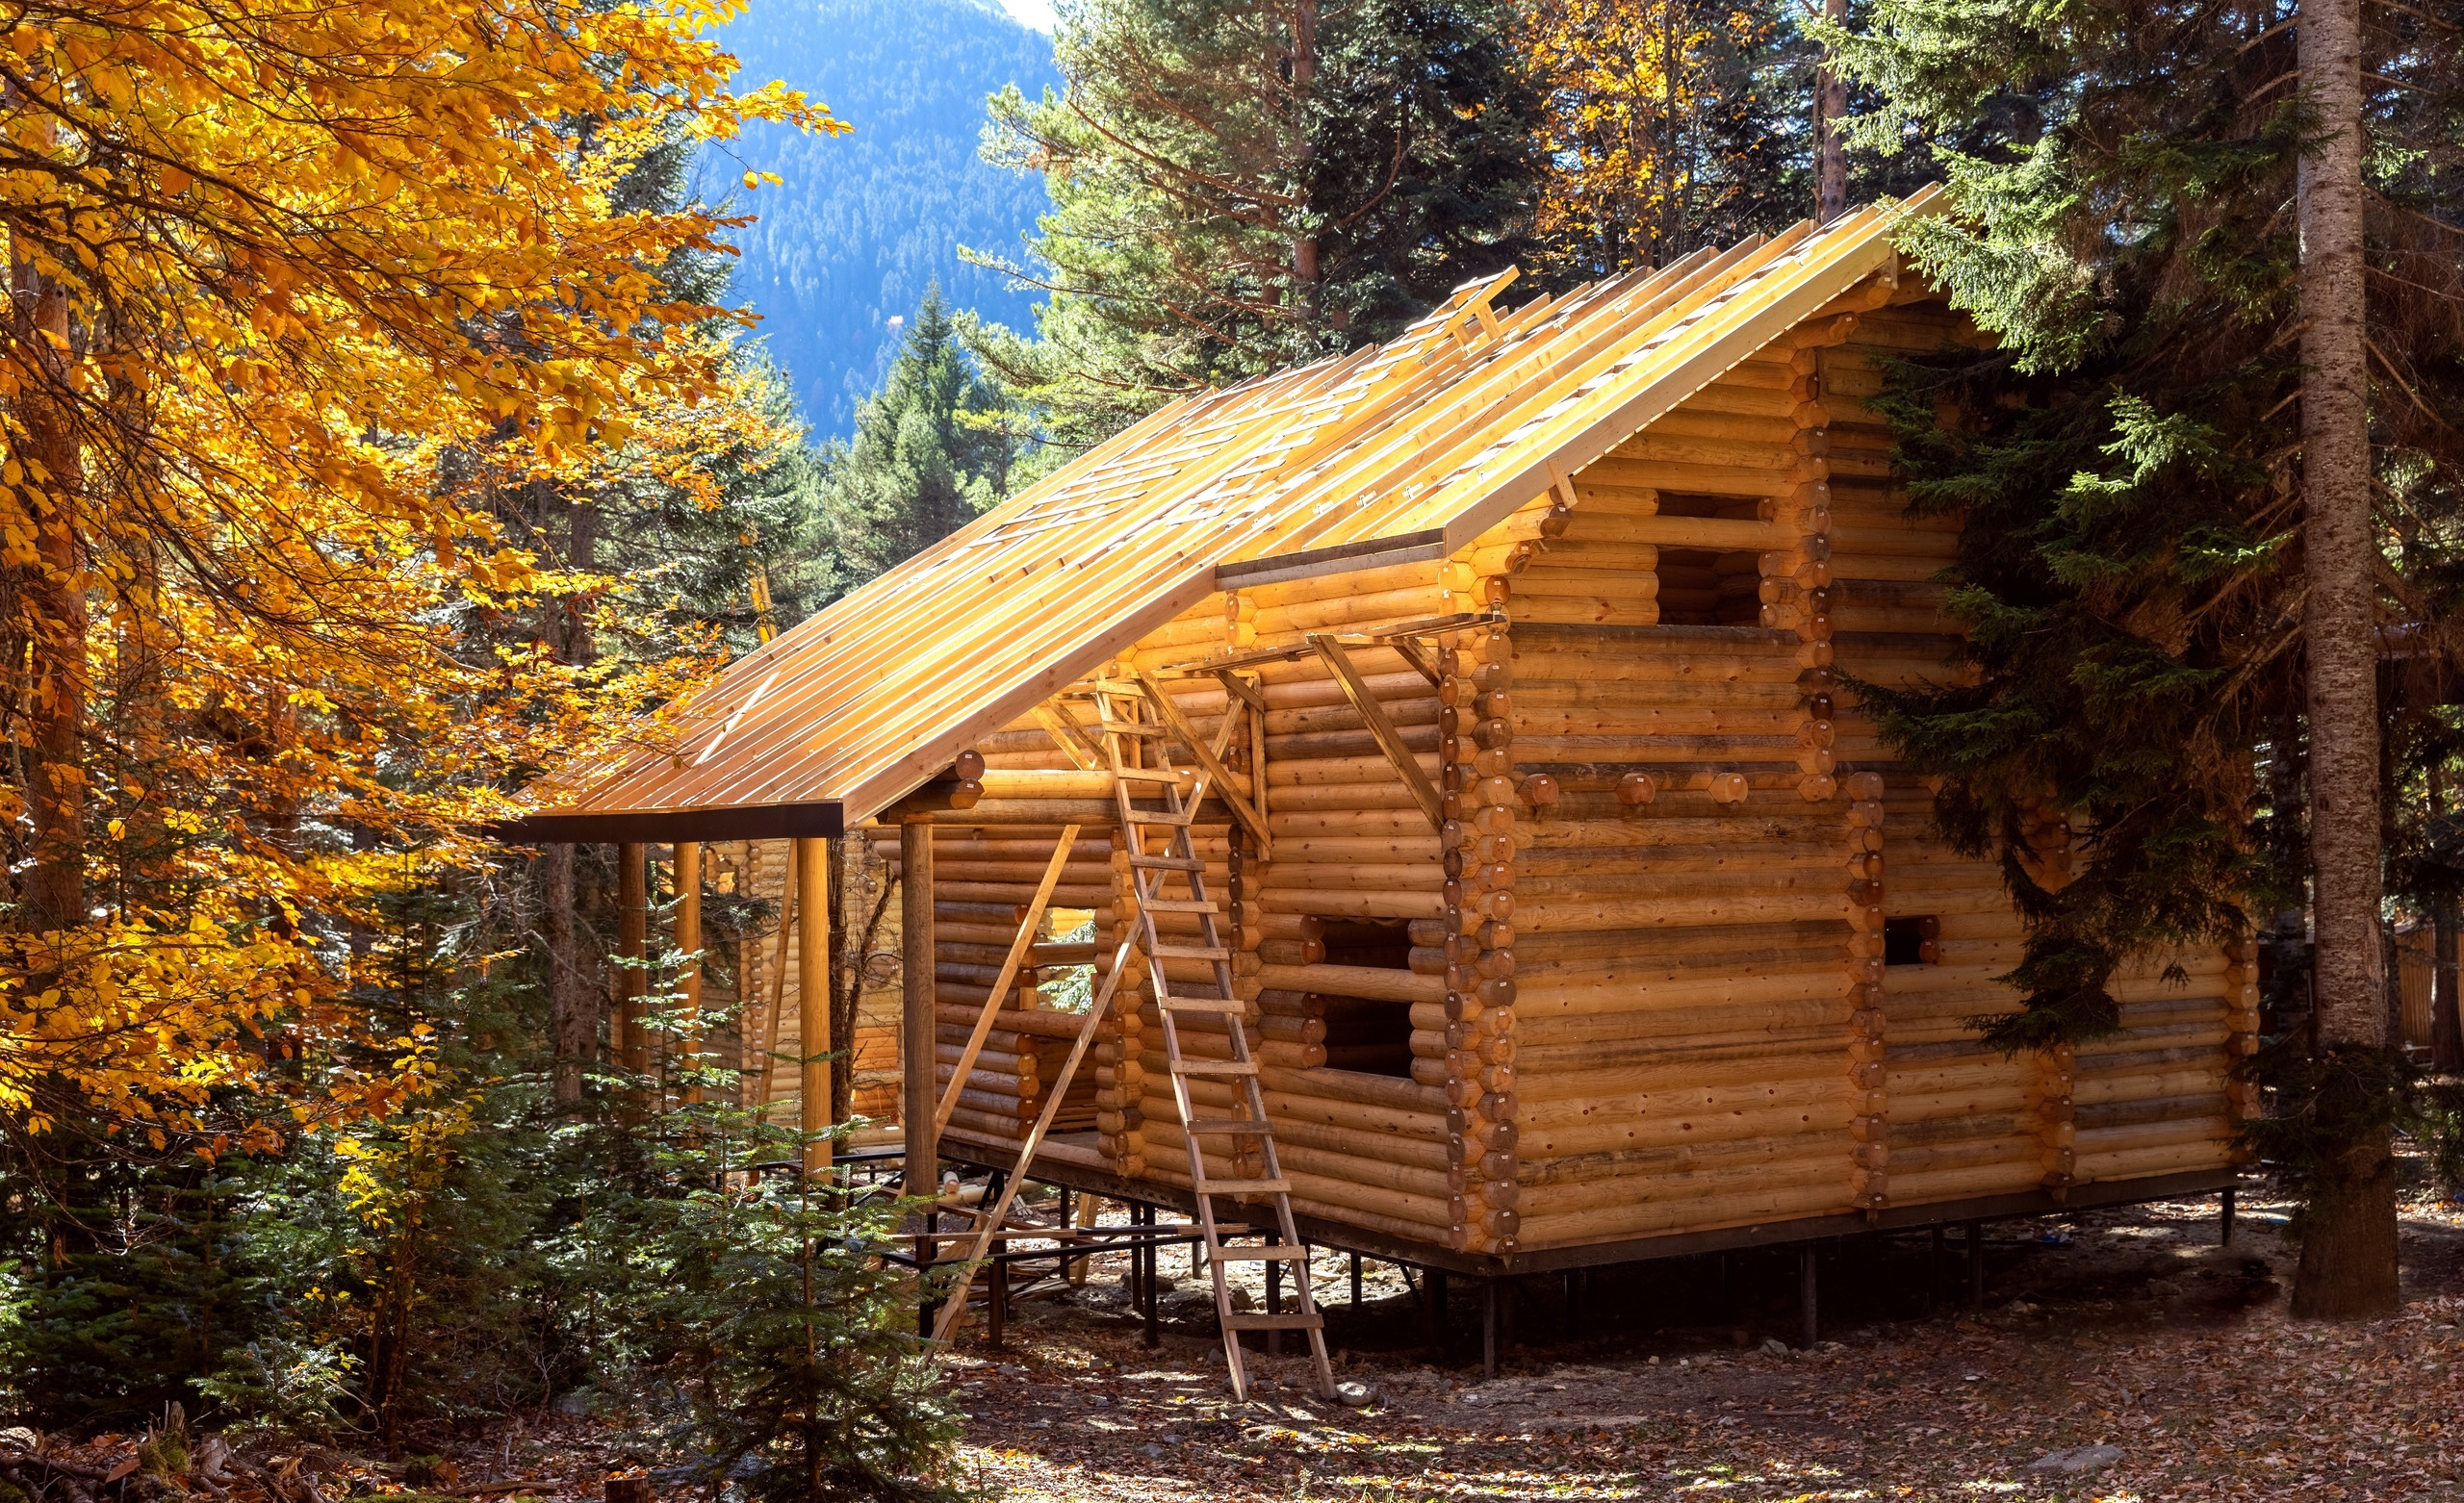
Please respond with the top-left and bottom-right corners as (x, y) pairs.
(1212, 528), (1449, 589)
(498, 802), (846, 845)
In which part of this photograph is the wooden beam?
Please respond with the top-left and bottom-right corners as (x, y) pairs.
(901, 821), (938, 1195)
(676, 841), (703, 1106)
(1387, 636), (1444, 689)
(1031, 700), (1104, 771)
(796, 836), (832, 1177)
(1136, 671), (1271, 854)
(760, 840), (797, 1108)
(934, 824), (1083, 1134)
(1311, 635), (1445, 830)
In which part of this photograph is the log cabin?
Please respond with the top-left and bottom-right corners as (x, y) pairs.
(517, 187), (2252, 1363)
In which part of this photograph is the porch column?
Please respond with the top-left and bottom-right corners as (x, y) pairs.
(901, 820), (937, 1195)
(796, 836), (832, 1177)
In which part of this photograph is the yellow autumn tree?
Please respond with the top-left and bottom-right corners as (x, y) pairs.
(1519, 0), (1799, 275)
(0, 0), (838, 1147)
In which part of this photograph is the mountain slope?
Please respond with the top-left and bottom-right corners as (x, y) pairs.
(709, 0), (1057, 436)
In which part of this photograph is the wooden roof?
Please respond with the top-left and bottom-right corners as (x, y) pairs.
(516, 189), (1944, 842)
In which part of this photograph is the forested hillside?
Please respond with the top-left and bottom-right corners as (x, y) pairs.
(713, 0), (1057, 437)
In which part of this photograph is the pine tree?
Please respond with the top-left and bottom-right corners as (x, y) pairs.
(820, 287), (1022, 584)
(1832, 0), (2463, 1314)
(968, 0), (1544, 447)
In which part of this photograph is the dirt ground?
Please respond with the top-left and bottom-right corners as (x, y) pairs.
(933, 1178), (2464, 1501)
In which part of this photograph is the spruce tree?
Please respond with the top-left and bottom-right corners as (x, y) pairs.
(819, 287), (1022, 584)
(968, 0), (1544, 446)
(1830, 0), (2462, 1313)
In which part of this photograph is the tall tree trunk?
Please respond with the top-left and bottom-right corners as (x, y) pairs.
(1816, 0), (1849, 222)
(545, 844), (590, 1103)
(8, 254), (88, 938)
(1659, 0), (1681, 262)
(1288, 0), (1322, 316)
(2292, 0), (2398, 1320)
(545, 498), (599, 1101)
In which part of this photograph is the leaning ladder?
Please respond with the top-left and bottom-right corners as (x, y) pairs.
(1094, 677), (1335, 1402)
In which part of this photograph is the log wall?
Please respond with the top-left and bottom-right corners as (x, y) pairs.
(883, 275), (2244, 1262)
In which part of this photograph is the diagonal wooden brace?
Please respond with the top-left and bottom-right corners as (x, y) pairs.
(933, 824), (1083, 1134)
(1311, 633), (1445, 830)
(1136, 670), (1271, 856)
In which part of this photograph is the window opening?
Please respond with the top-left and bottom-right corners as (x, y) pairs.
(1039, 906), (1098, 1011)
(1884, 914), (1940, 967)
(1314, 919), (1415, 1078)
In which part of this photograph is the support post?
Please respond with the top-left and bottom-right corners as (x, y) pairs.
(1799, 1246), (1818, 1349)
(1351, 1251), (1363, 1308)
(1966, 1220), (1987, 1313)
(795, 837), (832, 1178)
(1928, 1225), (1945, 1315)
(2221, 1187), (2237, 1246)
(616, 842), (648, 1072)
(989, 1252), (1009, 1351)
(1267, 1255), (1284, 1356)
(1481, 1281), (1500, 1380)
(900, 820), (937, 1195)
(675, 841), (702, 1105)
(1563, 1269), (1579, 1332)
(1140, 1205), (1161, 1349)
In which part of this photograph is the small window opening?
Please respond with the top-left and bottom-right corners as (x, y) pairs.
(1314, 919), (1415, 1078)
(1652, 494), (1768, 628)
(1038, 906), (1098, 1011)
(1884, 915), (1941, 967)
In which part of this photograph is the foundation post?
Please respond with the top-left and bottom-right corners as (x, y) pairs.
(1966, 1220), (1987, 1312)
(1799, 1245), (1819, 1349)
(1481, 1281), (1500, 1380)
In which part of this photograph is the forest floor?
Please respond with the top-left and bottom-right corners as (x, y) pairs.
(923, 1177), (2464, 1502)
(91, 1177), (2450, 1503)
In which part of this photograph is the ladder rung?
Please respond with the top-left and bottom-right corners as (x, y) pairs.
(1171, 1058), (1259, 1077)
(1160, 996), (1245, 1014)
(1185, 1117), (1272, 1135)
(1194, 1177), (1291, 1195)
(1224, 1312), (1323, 1332)
(1149, 943), (1230, 961)
(1214, 1244), (1309, 1261)
(1098, 720), (1166, 735)
(1123, 809), (1193, 826)
(1129, 853), (1203, 871)
(1141, 898), (1218, 912)
(1114, 768), (1180, 782)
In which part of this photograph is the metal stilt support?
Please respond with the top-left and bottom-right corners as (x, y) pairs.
(1799, 1246), (1818, 1349)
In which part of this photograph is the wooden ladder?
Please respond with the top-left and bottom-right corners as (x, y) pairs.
(1093, 675), (1335, 1402)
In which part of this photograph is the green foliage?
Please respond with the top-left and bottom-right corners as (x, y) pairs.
(610, 1108), (967, 1503)
(1829, 0), (2464, 1056)
(969, 0), (1543, 446)
(2240, 1041), (2421, 1210)
(817, 289), (1025, 586)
